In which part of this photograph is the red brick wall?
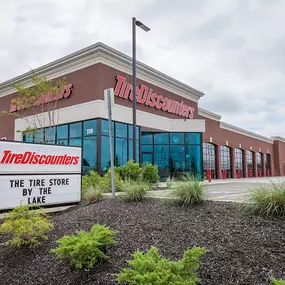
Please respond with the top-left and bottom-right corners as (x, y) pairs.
(273, 140), (285, 176)
(200, 116), (275, 178)
(0, 63), (198, 139)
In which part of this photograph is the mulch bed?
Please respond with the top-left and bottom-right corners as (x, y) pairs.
(0, 199), (285, 285)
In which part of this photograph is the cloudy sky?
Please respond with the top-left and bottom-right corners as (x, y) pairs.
(1, 0), (285, 138)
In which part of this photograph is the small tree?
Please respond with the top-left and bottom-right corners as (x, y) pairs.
(1, 72), (69, 143)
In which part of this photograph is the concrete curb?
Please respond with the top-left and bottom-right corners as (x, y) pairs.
(0, 205), (76, 220)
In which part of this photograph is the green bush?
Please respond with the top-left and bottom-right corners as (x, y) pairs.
(169, 176), (205, 207)
(142, 163), (160, 184)
(51, 224), (117, 269)
(244, 180), (285, 217)
(116, 160), (142, 181)
(81, 170), (123, 193)
(82, 171), (102, 191)
(0, 204), (54, 247)
(83, 186), (103, 204)
(101, 169), (124, 191)
(117, 245), (207, 285)
(270, 276), (285, 285)
(120, 179), (150, 202)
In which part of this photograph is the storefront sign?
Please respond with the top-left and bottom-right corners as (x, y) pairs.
(114, 75), (195, 119)
(9, 84), (74, 113)
(0, 141), (81, 210)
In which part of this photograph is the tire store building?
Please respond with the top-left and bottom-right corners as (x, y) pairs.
(0, 43), (284, 180)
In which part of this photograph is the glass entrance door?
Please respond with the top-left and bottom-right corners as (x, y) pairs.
(142, 152), (153, 164)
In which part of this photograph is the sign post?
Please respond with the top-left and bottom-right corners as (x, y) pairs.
(104, 88), (116, 198)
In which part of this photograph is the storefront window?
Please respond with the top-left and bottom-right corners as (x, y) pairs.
(235, 148), (244, 177)
(45, 127), (55, 142)
(116, 138), (128, 166)
(186, 133), (200, 145)
(154, 133), (169, 145)
(57, 125), (68, 140)
(246, 151), (254, 176)
(221, 146), (232, 177)
(128, 140), (140, 163)
(23, 132), (33, 143)
(141, 145), (153, 152)
(116, 123), (127, 138)
(265, 154), (271, 173)
(256, 152), (263, 175)
(203, 143), (216, 178)
(101, 136), (114, 172)
(141, 133), (153, 144)
(69, 138), (82, 147)
(141, 132), (202, 180)
(83, 136), (96, 174)
(83, 120), (97, 136)
(56, 139), (68, 145)
(186, 145), (201, 177)
(70, 122), (82, 138)
(34, 129), (44, 143)
(170, 145), (185, 175)
(128, 125), (140, 140)
(170, 133), (184, 145)
(101, 120), (114, 136)
(154, 145), (170, 178)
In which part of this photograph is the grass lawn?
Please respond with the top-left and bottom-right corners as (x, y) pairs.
(0, 199), (284, 285)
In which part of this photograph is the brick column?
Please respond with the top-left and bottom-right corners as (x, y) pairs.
(243, 150), (248, 178)
(231, 148), (236, 178)
(253, 152), (258, 178)
(216, 145), (222, 179)
(262, 153), (266, 177)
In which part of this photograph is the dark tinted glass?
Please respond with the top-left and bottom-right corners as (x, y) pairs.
(83, 136), (96, 173)
(70, 138), (82, 147)
(101, 119), (114, 136)
(115, 138), (128, 166)
(83, 120), (97, 136)
(154, 133), (169, 144)
(57, 125), (68, 139)
(70, 122), (82, 138)
(170, 133), (184, 145)
(141, 133), (153, 144)
(116, 123), (127, 138)
(185, 133), (200, 145)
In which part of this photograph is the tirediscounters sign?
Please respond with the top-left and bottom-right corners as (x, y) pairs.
(0, 141), (82, 210)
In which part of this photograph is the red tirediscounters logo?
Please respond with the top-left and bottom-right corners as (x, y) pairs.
(0, 150), (80, 165)
(9, 84), (74, 113)
(114, 75), (195, 119)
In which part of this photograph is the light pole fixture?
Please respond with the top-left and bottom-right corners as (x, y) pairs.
(132, 17), (150, 163)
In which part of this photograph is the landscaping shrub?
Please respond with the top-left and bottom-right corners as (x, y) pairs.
(141, 163), (160, 184)
(101, 169), (124, 191)
(270, 276), (285, 285)
(83, 186), (103, 204)
(117, 245), (207, 285)
(116, 160), (142, 181)
(244, 180), (285, 217)
(0, 204), (54, 247)
(169, 176), (205, 206)
(81, 170), (123, 193)
(120, 179), (150, 202)
(51, 224), (117, 269)
(82, 171), (101, 191)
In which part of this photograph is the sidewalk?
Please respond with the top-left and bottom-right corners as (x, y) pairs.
(157, 176), (285, 188)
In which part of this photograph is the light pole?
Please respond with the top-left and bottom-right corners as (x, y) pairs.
(132, 17), (150, 163)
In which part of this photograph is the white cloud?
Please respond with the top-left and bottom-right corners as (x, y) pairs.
(0, 0), (284, 137)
